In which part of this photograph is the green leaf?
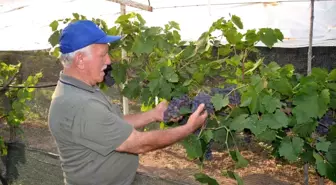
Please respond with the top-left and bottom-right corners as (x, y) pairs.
(229, 114), (250, 132)
(258, 28), (279, 48)
(268, 79), (292, 96)
(278, 136), (304, 162)
(260, 110), (288, 130)
(231, 15), (243, 29)
(111, 63), (127, 84)
(168, 21), (180, 30)
(292, 119), (318, 137)
(229, 150), (248, 168)
(161, 66), (179, 83)
(122, 80), (140, 99)
(131, 36), (156, 55)
(181, 134), (203, 159)
(194, 173), (219, 185)
(261, 95), (281, 113)
(316, 141), (331, 152)
(247, 114), (267, 135)
(256, 128), (277, 141)
(211, 94), (229, 111)
(312, 67), (329, 82)
(327, 69), (336, 81)
(226, 171), (244, 185)
(49, 20), (59, 31)
(48, 30), (60, 47)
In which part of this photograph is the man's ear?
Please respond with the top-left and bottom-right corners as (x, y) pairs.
(74, 53), (85, 70)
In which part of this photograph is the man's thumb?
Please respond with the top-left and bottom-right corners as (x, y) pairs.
(194, 103), (205, 114)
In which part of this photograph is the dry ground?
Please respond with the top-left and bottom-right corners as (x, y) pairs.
(11, 121), (334, 185)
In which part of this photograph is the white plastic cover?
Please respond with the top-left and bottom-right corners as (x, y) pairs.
(0, 0), (335, 51)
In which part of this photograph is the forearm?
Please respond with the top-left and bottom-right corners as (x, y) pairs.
(124, 110), (158, 129)
(136, 125), (193, 153)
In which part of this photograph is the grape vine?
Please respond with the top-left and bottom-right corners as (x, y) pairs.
(48, 13), (336, 184)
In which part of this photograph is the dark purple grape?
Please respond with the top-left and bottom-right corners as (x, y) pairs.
(103, 65), (115, 86)
(210, 85), (241, 105)
(163, 95), (191, 123)
(204, 139), (214, 160)
(191, 93), (215, 114)
(316, 110), (335, 136)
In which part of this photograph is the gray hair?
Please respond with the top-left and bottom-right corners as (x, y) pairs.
(60, 45), (92, 68)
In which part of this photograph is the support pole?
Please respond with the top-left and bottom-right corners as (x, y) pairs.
(304, 1), (315, 184)
(307, 0), (314, 76)
(120, 4), (129, 115)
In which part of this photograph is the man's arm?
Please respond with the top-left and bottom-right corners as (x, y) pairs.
(116, 104), (208, 154)
(123, 109), (158, 129)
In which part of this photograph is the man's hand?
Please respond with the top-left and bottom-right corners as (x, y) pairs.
(153, 100), (182, 122)
(185, 103), (208, 132)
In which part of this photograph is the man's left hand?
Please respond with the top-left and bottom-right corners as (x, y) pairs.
(153, 101), (182, 122)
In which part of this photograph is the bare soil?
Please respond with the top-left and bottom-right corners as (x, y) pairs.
(12, 121), (335, 185)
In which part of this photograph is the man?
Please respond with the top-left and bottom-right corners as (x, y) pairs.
(48, 20), (208, 185)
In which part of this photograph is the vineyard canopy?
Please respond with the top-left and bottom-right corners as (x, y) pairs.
(0, 0), (335, 51)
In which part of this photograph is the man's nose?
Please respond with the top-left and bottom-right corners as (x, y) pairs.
(105, 56), (111, 65)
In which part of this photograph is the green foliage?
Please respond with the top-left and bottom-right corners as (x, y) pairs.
(48, 13), (336, 184)
(0, 61), (42, 155)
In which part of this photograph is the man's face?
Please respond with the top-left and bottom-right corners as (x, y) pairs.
(81, 44), (111, 85)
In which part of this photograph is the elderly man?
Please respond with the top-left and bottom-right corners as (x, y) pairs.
(48, 20), (208, 185)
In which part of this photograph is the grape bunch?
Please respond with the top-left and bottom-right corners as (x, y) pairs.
(163, 95), (191, 123)
(316, 110), (335, 135)
(210, 85), (241, 105)
(191, 92), (215, 115)
(103, 64), (115, 87)
(204, 139), (214, 160)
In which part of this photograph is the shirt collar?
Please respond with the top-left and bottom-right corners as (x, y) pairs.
(59, 71), (97, 93)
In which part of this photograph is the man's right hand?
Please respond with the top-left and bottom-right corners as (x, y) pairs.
(186, 103), (208, 132)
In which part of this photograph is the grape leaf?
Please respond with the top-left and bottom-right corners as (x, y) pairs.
(231, 15), (243, 29)
(268, 79), (292, 96)
(292, 93), (319, 124)
(327, 69), (336, 81)
(278, 136), (304, 162)
(258, 28), (278, 48)
(246, 114), (267, 135)
(181, 134), (203, 159)
(316, 141), (331, 152)
(226, 171), (244, 185)
(256, 128), (277, 141)
(229, 114), (250, 132)
(122, 80), (140, 99)
(211, 94), (229, 111)
(261, 95), (281, 113)
(161, 66), (179, 83)
(229, 150), (248, 168)
(49, 20), (59, 31)
(111, 63), (127, 84)
(293, 119), (318, 137)
(194, 173), (219, 185)
(261, 110), (288, 129)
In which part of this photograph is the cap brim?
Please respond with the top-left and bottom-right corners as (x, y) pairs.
(95, 35), (122, 44)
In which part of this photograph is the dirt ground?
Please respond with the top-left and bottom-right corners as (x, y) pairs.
(15, 121), (334, 185)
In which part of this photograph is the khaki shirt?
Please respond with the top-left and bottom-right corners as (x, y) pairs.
(48, 72), (138, 185)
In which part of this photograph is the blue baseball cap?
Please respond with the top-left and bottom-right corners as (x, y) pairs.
(59, 20), (121, 54)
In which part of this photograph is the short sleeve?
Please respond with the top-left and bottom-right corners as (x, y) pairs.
(72, 99), (133, 156)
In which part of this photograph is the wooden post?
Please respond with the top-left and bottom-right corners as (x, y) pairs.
(111, 0), (152, 115)
(120, 4), (129, 115)
(307, 0), (314, 76)
(304, 1), (315, 185)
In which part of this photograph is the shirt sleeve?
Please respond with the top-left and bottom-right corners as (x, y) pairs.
(72, 99), (133, 156)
